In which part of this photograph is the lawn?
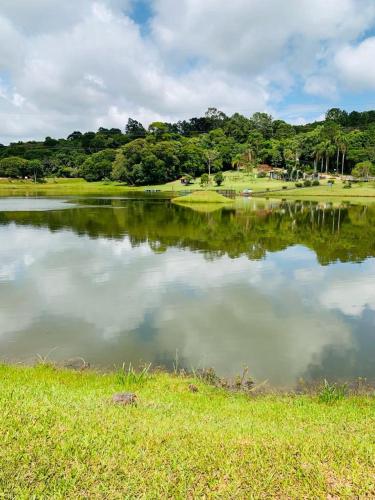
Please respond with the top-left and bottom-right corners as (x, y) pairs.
(1, 174), (375, 201)
(0, 178), (133, 197)
(266, 179), (375, 199)
(0, 364), (374, 498)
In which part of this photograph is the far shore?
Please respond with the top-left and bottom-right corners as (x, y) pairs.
(1, 173), (375, 201)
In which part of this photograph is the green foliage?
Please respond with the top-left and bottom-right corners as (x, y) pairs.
(0, 156), (44, 180)
(214, 171), (224, 186)
(312, 179), (320, 186)
(80, 149), (116, 181)
(303, 179), (312, 187)
(352, 161), (375, 179)
(111, 139), (181, 185)
(1, 107), (375, 185)
(200, 173), (209, 186)
(295, 182), (303, 187)
(318, 379), (347, 403)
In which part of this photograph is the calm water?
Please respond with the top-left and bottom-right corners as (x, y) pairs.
(0, 196), (374, 386)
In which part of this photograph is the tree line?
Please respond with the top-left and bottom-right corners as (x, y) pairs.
(1, 107), (375, 184)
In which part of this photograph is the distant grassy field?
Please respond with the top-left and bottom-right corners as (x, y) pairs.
(0, 364), (374, 498)
(0, 174), (375, 200)
(143, 171), (289, 193)
(0, 178), (133, 197)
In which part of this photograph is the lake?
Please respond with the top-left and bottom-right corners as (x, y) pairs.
(0, 196), (374, 386)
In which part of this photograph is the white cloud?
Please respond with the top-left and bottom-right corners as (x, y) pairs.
(304, 76), (338, 99)
(0, 0), (375, 142)
(0, 221), (356, 384)
(335, 37), (375, 91)
(320, 272), (375, 316)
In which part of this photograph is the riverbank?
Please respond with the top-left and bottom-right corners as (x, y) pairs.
(0, 364), (374, 497)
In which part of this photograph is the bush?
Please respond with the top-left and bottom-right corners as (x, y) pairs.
(295, 182), (303, 188)
(282, 186), (287, 190)
(257, 171), (267, 178)
(344, 183), (352, 189)
(200, 173), (209, 186)
(312, 179), (320, 186)
(303, 179), (312, 187)
(213, 171), (224, 186)
(352, 160), (375, 179)
(327, 179), (335, 185)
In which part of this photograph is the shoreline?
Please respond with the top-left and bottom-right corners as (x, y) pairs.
(1, 177), (375, 202)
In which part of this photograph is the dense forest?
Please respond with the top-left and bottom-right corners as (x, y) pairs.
(1, 107), (375, 185)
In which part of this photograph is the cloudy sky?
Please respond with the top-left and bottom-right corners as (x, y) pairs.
(1, 0), (375, 143)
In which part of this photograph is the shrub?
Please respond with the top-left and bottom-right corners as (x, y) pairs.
(200, 173), (209, 186)
(295, 182), (303, 188)
(312, 179), (320, 186)
(282, 185), (287, 190)
(352, 160), (375, 179)
(214, 171), (224, 186)
(257, 171), (267, 178)
(328, 179), (335, 185)
(303, 179), (312, 187)
(344, 183), (352, 189)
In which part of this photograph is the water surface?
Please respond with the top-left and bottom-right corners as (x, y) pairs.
(0, 196), (374, 385)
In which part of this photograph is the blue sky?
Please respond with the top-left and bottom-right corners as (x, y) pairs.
(1, 0), (375, 143)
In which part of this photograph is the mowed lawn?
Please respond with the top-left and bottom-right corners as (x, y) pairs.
(0, 364), (374, 498)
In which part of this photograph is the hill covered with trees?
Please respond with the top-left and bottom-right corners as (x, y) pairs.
(1, 108), (375, 185)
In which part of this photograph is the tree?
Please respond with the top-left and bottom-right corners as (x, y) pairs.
(27, 159), (44, 182)
(204, 149), (220, 179)
(352, 161), (375, 180)
(179, 140), (206, 177)
(125, 118), (146, 140)
(224, 113), (251, 142)
(250, 112), (273, 139)
(247, 130), (264, 164)
(0, 157), (29, 178)
(111, 140), (181, 185)
(214, 171), (224, 186)
(80, 149), (116, 181)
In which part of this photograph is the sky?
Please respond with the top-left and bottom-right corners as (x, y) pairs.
(1, 0), (375, 144)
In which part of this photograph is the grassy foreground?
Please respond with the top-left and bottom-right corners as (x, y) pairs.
(0, 364), (374, 498)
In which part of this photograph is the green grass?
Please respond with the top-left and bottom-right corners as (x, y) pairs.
(172, 190), (234, 204)
(0, 364), (374, 498)
(266, 179), (375, 199)
(0, 178), (134, 197)
(143, 171), (289, 194)
(1, 174), (375, 201)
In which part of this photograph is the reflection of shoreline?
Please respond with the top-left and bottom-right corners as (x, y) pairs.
(0, 198), (374, 264)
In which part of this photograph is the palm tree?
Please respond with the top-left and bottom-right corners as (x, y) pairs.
(232, 153), (243, 172)
(338, 136), (348, 176)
